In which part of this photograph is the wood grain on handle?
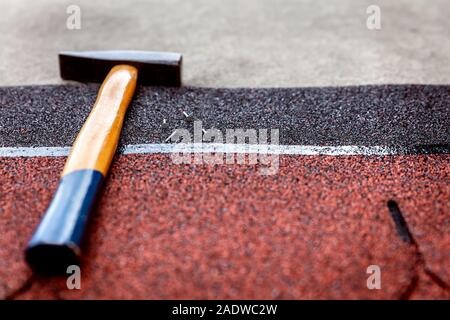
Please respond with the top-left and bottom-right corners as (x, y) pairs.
(62, 65), (138, 177)
(26, 65), (138, 273)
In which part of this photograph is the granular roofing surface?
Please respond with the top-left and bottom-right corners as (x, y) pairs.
(0, 85), (449, 148)
(0, 154), (448, 299)
(0, 84), (448, 299)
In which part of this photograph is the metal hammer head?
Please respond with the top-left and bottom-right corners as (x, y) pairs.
(59, 50), (182, 86)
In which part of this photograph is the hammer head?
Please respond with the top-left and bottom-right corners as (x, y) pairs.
(59, 50), (182, 86)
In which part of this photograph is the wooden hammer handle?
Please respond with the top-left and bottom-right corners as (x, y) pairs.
(64, 65), (137, 176)
(25, 65), (137, 273)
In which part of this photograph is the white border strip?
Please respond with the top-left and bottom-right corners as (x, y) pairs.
(0, 146), (71, 157)
(0, 143), (416, 158)
(123, 143), (400, 156)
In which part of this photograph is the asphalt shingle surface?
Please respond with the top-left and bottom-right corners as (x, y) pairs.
(0, 154), (448, 299)
(0, 84), (448, 299)
(0, 84), (449, 149)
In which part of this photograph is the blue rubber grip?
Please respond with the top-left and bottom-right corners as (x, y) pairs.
(25, 169), (104, 273)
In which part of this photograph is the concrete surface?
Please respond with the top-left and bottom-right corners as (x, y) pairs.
(0, 0), (449, 87)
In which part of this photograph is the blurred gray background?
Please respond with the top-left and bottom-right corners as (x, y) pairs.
(1, 0), (449, 87)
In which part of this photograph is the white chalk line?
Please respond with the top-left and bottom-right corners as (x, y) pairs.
(0, 143), (437, 158)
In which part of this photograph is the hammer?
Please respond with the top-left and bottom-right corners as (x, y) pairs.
(25, 50), (182, 273)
